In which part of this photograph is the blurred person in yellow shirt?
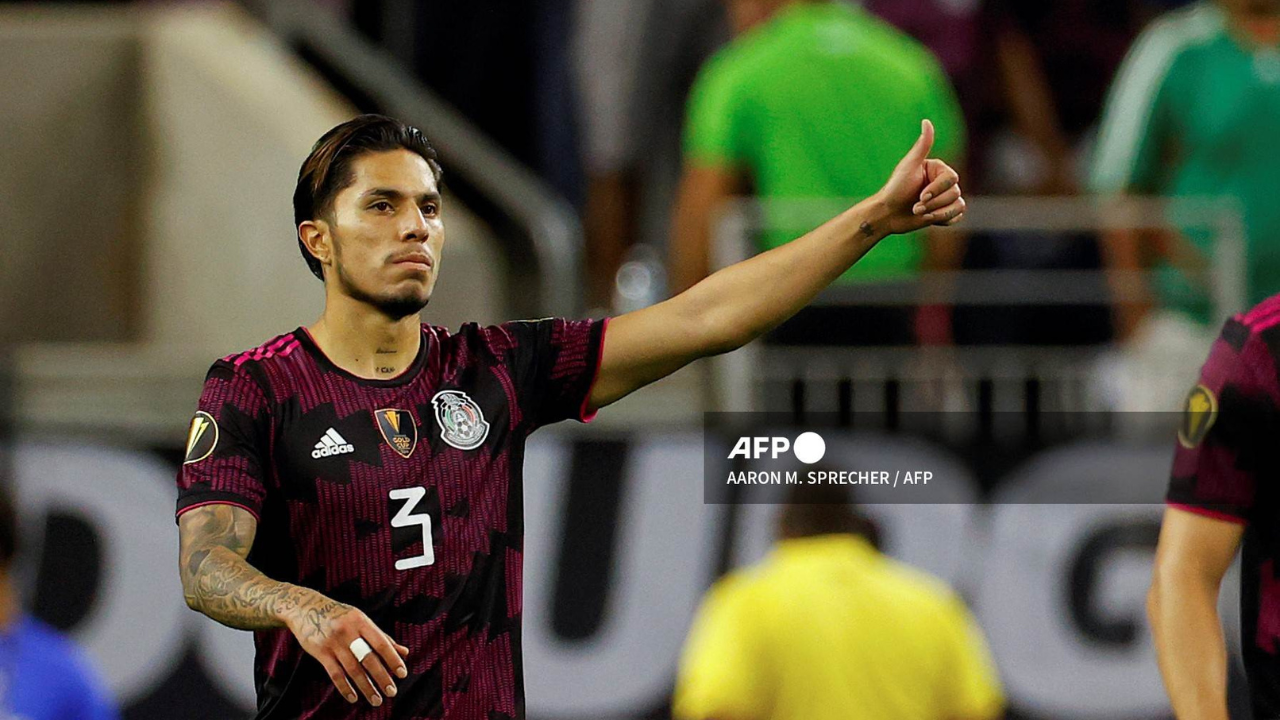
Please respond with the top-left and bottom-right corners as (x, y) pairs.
(674, 484), (1003, 720)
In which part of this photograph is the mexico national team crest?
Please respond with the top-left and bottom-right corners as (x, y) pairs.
(431, 390), (490, 451)
(376, 409), (419, 459)
(1178, 384), (1219, 449)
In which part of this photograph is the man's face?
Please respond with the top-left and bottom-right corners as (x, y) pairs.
(323, 149), (445, 319)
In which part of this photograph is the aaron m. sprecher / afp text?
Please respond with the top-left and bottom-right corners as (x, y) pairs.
(725, 470), (934, 486)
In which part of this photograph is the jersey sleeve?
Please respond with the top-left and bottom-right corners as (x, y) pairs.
(1167, 320), (1280, 523)
(175, 361), (272, 521)
(1089, 18), (1180, 194)
(672, 577), (768, 720)
(682, 50), (750, 168)
(501, 317), (610, 430)
(936, 593), (1005, 720)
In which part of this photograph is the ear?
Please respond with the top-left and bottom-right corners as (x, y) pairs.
(298, 219), (333, 270)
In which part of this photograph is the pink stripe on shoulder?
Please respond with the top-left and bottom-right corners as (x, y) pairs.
(1167, 502), (1247, 525)
(1243, 295), (1280, 325)
(222, 334), (301, 367)
(1252, 312), (1280, 333)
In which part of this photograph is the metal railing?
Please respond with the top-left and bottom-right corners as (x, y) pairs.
(242, 0), (583, 317)
(711, 195), (1248, 414)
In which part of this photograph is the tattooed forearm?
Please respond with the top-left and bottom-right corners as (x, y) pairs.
(186, 548), (314, 629)
(179, 504), (335, 631)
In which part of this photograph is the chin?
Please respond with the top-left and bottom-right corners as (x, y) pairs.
(377, 294), (430, 320)
(369, 283), (432, 319)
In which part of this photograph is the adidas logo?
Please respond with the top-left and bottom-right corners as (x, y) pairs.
(312, 428), (355, 458)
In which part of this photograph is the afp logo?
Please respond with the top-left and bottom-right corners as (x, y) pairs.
(727, 432), (826, 464)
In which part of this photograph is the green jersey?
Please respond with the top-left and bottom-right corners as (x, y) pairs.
(683, 1), (965, 284)
(1092, 2), (1280, 321)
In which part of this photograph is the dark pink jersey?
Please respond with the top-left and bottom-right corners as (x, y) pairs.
(176, 318), (609, 719)
(1169, 296), (1280, 716)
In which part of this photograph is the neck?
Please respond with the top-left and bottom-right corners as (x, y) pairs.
(1229, 8), (1280, 46)
(309, 291), (423, 380)
(0, 573), (17, 630)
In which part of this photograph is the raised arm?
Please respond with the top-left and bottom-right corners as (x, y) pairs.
(1148, 506), (1243, 720)
(590, 120), (964, 409)
(178, 504), (408, 707)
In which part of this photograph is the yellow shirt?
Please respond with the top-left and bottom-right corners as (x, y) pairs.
(673, 535), (1004, 720)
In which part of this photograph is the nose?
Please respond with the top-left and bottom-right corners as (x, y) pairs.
(402, 207), (431, 240)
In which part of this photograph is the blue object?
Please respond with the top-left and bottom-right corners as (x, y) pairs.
(0, 615), (119, 720)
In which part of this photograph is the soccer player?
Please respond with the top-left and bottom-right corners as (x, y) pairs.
(175, 113), (964, 719)
(1150, 295), (1280, 719)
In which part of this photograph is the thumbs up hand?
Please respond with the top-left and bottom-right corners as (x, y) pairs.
(875, 119), (966, 235)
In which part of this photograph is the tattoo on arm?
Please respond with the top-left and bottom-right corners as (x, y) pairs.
(178, 505), (320, 631)
(859, 221), (875, 237)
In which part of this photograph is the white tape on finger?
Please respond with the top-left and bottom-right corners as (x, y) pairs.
(349, 638), (373, 663)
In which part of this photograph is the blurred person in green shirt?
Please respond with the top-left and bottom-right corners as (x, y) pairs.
(1092, 0), (1280, 327)
(1090, 0), (1280, 410)
(669, 0), (966, 344)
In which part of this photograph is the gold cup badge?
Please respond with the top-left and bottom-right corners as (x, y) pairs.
(183, 411), (219, 464)
(375, 408), (418, 459)
(1178, 384), (1219, 449)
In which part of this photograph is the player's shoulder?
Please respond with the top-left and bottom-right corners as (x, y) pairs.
(1235, 294), (1280, 332)
(1216, 294), (1280, 358)
(702, 563), (772, 614)
(204, 330), (305, 392)
(1189, 299), (1280, 397)
(851, 5), (934, 58)
(1131, 2), (1225, 64)
(216, 330), (302, 370)
(439, 317), (567, 342)
(422, 320), (510, 365)
(1148, 2), (1223, 36)
(694, 6), (808, 88)
(690, 38), (754, 99)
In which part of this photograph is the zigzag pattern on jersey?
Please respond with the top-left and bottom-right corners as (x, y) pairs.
(221, 332), (301, 368)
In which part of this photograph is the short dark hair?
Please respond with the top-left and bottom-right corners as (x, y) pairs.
(776, 480), (880, 548)
(0, 485), (15, 570)
(293, 114), (444, 280)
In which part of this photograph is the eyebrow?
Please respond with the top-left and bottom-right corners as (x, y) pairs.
(359, 188), (442, 204)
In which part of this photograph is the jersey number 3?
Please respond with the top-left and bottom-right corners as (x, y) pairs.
(389, 487), (435, 570)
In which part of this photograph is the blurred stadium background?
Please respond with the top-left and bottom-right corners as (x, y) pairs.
(0, 0), (1266, 717)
